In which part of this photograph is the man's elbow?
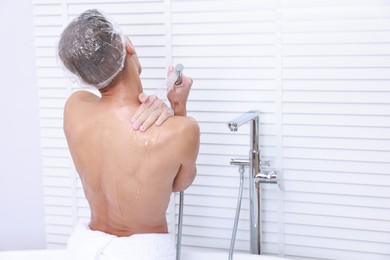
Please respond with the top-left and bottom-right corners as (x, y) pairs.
(172, 167), (197, 192)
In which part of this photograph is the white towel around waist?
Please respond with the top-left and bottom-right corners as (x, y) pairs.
(67, 223), (176, 260)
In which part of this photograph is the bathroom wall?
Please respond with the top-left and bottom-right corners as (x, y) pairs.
(0, 0), (45, 250)
(32, 0), (390, 259)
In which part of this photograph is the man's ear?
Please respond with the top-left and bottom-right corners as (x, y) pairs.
(125, 38), (136, 55)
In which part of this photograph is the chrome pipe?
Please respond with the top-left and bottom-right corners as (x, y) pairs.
(249, 117), (261, 254)
(228, 110), (262, 255)
(176, 191), (184, 260)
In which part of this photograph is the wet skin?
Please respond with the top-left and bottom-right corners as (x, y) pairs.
(63, 39), (200, 237)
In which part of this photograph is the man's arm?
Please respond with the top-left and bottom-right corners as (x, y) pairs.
(172, 118), (200, 192)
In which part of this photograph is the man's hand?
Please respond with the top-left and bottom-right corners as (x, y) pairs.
(167, 66), (193, 116)
(131, 93), (174, 132)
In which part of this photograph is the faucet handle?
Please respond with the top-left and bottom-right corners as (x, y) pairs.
(255, 170), (278, 184)
(231, 158), (270, 168)
(230, 158), (250, 167)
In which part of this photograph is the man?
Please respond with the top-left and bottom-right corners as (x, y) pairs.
(58, 9), (200, 260)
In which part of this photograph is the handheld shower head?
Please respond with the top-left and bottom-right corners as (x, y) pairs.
(156, 63), (185, 100)
(174, 63), (184, 85)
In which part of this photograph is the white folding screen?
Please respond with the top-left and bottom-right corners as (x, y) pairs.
(281, 1), (390, 259)
(169, 0), (280, 254)
(32, 0), (390, 259)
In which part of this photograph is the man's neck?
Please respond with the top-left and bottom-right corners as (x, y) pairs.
(99, 69), (142, 106)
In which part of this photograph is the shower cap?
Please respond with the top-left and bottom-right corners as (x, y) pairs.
(57, 9), (126, 89)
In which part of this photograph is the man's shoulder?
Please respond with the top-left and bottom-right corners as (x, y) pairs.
(64, 90), (99, 114)
(168, 116), (199, 135)
(163, 116), (200, 151)
(66, 90), (99, 105)
(165, 116), (200, 164)
(64, 90), (100, 129)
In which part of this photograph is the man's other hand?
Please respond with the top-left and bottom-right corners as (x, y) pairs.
(167, 66), (193, 116)
(131, 93), (174, 132)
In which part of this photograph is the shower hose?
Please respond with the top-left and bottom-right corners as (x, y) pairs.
(229, 165), (245, 260)
(176, 165), (244, 260)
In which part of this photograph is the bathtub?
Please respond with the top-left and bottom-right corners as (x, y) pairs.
(0, 250), (290, 260)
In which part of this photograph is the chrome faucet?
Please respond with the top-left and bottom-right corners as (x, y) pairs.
(228, 110), (278, 256)
(228, 110), (260, 132)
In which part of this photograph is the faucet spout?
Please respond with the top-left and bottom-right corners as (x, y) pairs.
(227, 110), (260, 132)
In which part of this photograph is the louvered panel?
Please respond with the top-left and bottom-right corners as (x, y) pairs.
(284, 102), (390, 116)
(171, 0), (278, 254)
(194, 110), (276, 122)
(188, 101), (275, 113)
(285, 190), (390, 209)
(284, 114), (390, 128)
(283, 147), (389, 163)
(32, 0), (74, 248)
(174, 45), (276, 57)
(39, 108), (64, 119)
(284, 91), (390, 104)
(281, 0), (390, 259)
(67, 2), (164, 15)
(172, 8), (276, 23)
(108, 13), (165, 25)
(190, 89), (273, 102)
(33, 15), (63, 26)
(41, 129), (66, 140)
(41, 137), (68, 149)
(67, 0), (158, 2)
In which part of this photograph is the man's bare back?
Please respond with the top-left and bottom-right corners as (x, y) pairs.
(58, 9), (199, 239)
(64, 90), (199, 237)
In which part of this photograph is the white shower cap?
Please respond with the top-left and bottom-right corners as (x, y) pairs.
(57, 9), (126, 89)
